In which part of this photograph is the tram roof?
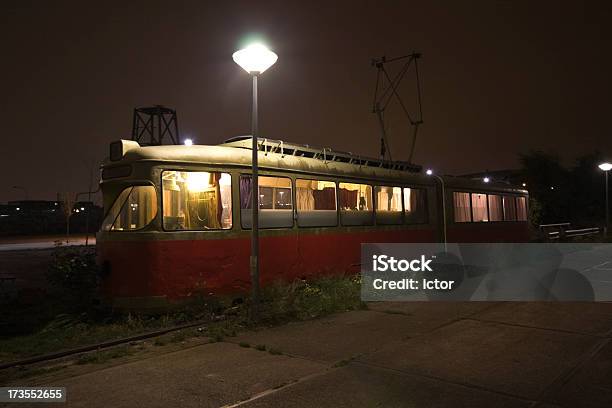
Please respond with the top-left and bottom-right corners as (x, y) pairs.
(104, 138), (527, 194)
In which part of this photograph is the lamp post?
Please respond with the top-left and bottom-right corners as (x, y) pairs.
(599, 162), (612, 236)
(233, 43), (278, 317)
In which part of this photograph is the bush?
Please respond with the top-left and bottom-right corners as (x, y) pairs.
(46, 246), (99, 311)
(259, 274), (364, 322)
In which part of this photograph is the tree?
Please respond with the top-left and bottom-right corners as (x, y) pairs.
(519, 151), (569, 223)
(568, 151), (605, 226)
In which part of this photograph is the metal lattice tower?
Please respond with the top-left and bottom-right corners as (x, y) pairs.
(371, 53), (424, 163)
(131, 105), (180, 146)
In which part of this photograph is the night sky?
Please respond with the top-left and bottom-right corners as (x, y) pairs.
(2, 1), (611, 203)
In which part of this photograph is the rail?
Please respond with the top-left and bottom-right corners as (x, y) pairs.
(0, 319), (209, 371)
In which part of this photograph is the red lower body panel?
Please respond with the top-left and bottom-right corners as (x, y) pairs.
(98, 228), (436, 301)
(98, 224), (530, 304)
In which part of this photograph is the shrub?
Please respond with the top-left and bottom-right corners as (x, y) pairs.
(46, 246), (99, 311)
(259, 274), (363, 322)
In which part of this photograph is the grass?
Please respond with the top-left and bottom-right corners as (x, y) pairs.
(0, 310), (208, 363)
(9, 364), (68, 380)
(258, 274), (366, 323)
(75, 346), (133, 365)
(0, 273), (364, 367)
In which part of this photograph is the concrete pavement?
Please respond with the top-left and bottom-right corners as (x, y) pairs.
(8, 302), (612, 407)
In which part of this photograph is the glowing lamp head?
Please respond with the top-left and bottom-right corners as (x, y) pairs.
(425, 169), (433, 176)
(483, 177), (490, 183)
(522, 182), (527, 187)
(233, 43), (278, 74)
(184, 138), (193, 146)
(599, 162), (612, 171)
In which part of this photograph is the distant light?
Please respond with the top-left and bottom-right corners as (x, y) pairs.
(425, 169), (433, 176)
(16, 207), (20, 211)
(522, 183), (527, 187)
(599, 162), (612, 171)
(550, 186), (555, 190)
(80, 207), (85, 211)
(54, 202), (58, 206)
(184, 138), (193, 146)
(75, 209), (80, 213)
(233, 43), (278, 74)
(483, 177), (490, 183)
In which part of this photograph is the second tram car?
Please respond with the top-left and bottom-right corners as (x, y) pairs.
(97, 137), (529, 308)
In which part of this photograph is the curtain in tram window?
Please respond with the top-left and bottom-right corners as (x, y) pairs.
(503, 196), (517, 221)
(410, 189), (420, 215)
(453, 192), (471, 222)
(240, 177), (252, 209)
(488, 195), (503, 221)
(297, 188), (315, 210)
(516, 197), (527, 221)
(313, 187), (336, 210)
(182, 182), (192, 228)
(339, 189), (358, 209)
(471, 193), (488, 222)
(212, 173), (223, 227)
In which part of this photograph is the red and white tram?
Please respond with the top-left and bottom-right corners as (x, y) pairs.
(97, 137), (529, 308)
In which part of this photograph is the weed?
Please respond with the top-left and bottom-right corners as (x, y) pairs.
(169, 331), (186, 343)
(153, 337), (167, 347)
(76, 346), (133, 365)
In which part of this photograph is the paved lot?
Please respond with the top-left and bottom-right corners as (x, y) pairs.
(0, 235), (95, 251)
(10, 302), (612, 408)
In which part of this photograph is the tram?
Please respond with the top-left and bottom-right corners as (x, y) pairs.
(97, 137), (529, 308)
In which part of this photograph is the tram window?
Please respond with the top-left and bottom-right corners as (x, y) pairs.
(488, 194), (503, 221)
(471, 193), (488, 222)
(296, 179), (337, 227)
(516, 196), (528, 221)
(503, 195), (517, 221)
(161, 171), (232, 230)
(375, 186), (402, 225)
(453, 192), (471, 223)
(102, 185), (157, 231)
(240, 175), (293, 228)
(403, 187), (428, 224)
(339, 182), (373, 226)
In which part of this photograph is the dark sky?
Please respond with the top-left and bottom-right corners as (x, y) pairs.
(2, 0), (611, 202)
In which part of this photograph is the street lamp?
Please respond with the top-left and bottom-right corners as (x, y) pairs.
(233, 43), (278, 316)
(599, 162), (612, 236)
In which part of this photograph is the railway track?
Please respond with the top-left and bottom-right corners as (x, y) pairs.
(0, 319), (208, 371)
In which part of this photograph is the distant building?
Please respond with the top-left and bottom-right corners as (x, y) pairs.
(0, 200), (102, 236)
